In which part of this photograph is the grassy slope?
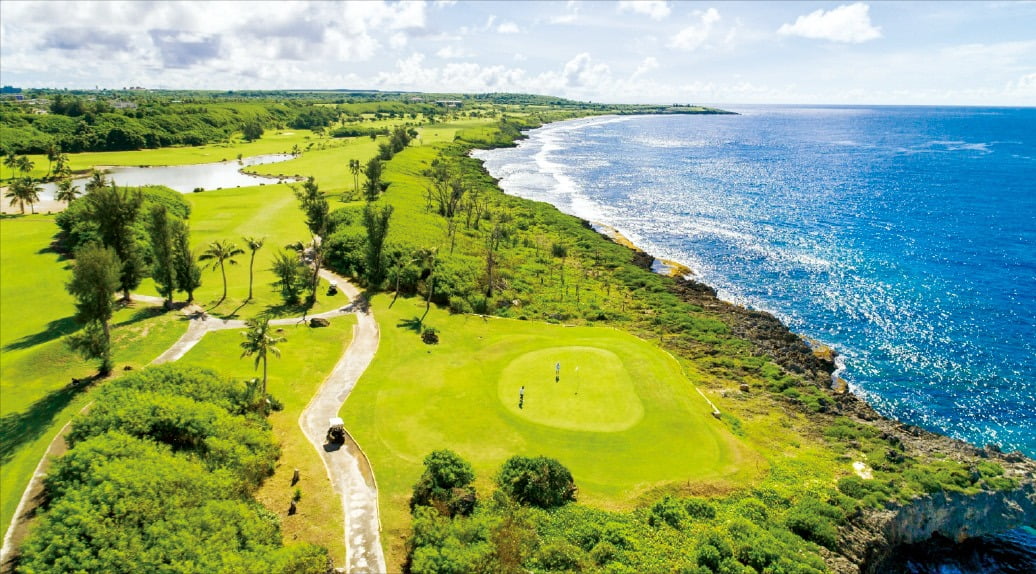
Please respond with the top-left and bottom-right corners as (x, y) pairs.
(2, 130), (322, 180)
(0, 128), (392, 544)
(0, 215), (188, 539)
(176, 316), (355, 564)
(133, 182), (337, 319)
(344, 295), (759, 569)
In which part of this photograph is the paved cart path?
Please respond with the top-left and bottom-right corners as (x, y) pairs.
(2, 273), (383, 573)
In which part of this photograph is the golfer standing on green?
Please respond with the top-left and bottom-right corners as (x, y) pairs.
(555, 361), (560, 382)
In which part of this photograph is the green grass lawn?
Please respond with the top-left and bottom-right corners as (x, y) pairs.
(1, 130), (325, 181)
(247, 135), (384, 197)
(176, 315), (355, 564)
(0, 215), (191, 541)
(343, 294), (757, 568)
(132, 182), (340, 319)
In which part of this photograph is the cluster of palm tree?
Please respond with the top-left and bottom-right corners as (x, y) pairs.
(3, 146), (82, 214)
(198, 236), (266, 304)
(3, 153), (41, 214)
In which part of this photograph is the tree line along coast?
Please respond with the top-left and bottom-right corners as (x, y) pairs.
(0, 89), (1032, 573)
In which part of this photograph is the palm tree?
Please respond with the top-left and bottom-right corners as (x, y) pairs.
(53, 153), (71, 177)
(16, 156), (34, 178)
(84, 170), (109, 194)
(5, 178), (42, 214)
(417, 247), (438, 325)
(45, 143), (60, 177)
(349, 158), (361, 197)
(243, 236), (265, 301)
(240, 316), (285, 402)
(55, 177), (80, 205)
(3, 153), (18, 179)
(199, 239), (244, 303)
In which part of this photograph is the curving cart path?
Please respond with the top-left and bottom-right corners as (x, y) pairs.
(300, 270), (385, 573)
(1, 271), (384, 573)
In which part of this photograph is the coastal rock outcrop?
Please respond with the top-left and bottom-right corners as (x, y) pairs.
(833, 481), (1036, 573)
(621, 244), (1036, 573)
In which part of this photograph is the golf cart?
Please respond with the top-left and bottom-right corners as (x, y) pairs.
(327, 281), (338, 296)
(326, 417), (345, 444)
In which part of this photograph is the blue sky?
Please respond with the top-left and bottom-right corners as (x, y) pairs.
(1, 1), (1034, 104)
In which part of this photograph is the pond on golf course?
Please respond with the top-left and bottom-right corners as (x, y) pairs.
(36, 153), (297, 200)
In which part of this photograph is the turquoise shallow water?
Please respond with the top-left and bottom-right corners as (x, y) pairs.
(474, 106), (1036, 570)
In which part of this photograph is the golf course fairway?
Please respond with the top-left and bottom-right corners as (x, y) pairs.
(342, 295), (757, 560)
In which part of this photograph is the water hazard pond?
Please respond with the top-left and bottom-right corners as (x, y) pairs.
(38, 153), (297, 200)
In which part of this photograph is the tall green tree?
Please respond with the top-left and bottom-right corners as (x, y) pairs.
(293, 177), (331, 300)
(53, 153), (71, 177)
(362, 203), (393, 286)
(242, 119), (264, 142)
(5, 178), (41, 214)
(65, 243), (121, 375)
(148, 205), (177, 308)
(349, 158), (361, 198)
(86, 184), (144, 300)
(417, 247), (438, 325)
(294, 177), (330, 237)
(199, 240), (244, 303)
(243, 236), (265, 301)
(45, 143), (61, 177)
(240, 316), (285, 401)
(2, 152), (17, 179)
(271, 250), (307, 305)
(54, 177), (80, 205)
(362, 158), (383, 202)
(172, 219), (202, 303)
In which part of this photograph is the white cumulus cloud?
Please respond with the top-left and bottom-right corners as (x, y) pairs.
(632, 56), (659, 79)
(436, 45), (471, 59)
(1006, 72), (1036, 97)
(777, 3), (882, 44)
(617, 1), (670, 21)
(669, 8), (720, 51)
(497, 22), (520, 34)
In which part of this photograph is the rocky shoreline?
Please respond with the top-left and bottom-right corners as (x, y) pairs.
(613, 229), (1036, 572)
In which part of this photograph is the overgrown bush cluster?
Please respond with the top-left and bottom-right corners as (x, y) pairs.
(16, 364), (331, 573)
(405, 450), (838, 573)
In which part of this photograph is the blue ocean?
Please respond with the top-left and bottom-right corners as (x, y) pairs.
(474, 107), (1036, 571)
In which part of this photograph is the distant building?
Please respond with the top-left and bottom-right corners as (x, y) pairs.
(435, 100), (463, 108)
(111, 100), (138, 110)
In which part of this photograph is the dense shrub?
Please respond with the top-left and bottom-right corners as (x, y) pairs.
(412, 450), (477, 517)
(648, 495), (685, 529)
(19, 364), (327, 574)
(784, 495), (846, 550)
(497, 455), (577, 509)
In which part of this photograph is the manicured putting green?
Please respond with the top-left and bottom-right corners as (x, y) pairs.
(499, 346), (644, 432)
(344, 296), (752, 550)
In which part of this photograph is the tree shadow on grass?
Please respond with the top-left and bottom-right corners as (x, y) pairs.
(36, 235), (72, 261)
(2, 317), (79, 352)
(397, 317), (423, 334)
(262, 300), (314, 320)
(0, 375), (98, 465)
(111, 304), (166, 328)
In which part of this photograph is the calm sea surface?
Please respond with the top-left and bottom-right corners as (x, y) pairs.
(474, 107), (1036, 569)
